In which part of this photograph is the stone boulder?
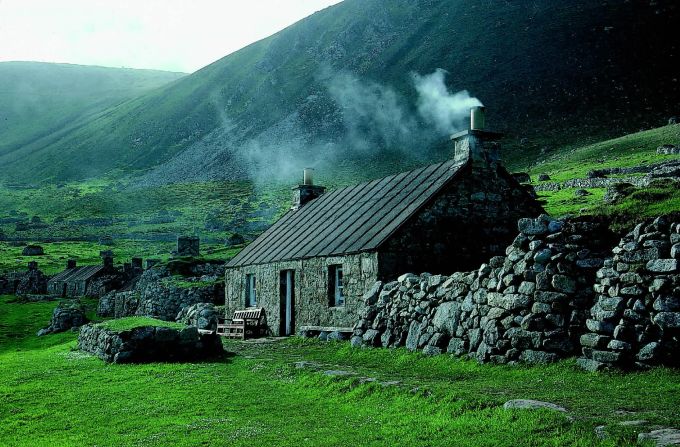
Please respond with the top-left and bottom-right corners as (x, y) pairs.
(176, 303), (222, 331)
(21, 245), (44, 256)
(37, 303), (87, 336)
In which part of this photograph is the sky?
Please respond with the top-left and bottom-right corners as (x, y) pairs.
(0, 0), (343, 73)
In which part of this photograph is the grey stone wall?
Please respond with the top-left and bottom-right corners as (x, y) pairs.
(378, 164), (543, 276)
(14, 269), (48, 296)
(225, 253), (379, 336)
(351, 216), (614, 364)
(78, 324), (223, 363)
(578, 217), (680, 371)
(97, 265), (224, 321)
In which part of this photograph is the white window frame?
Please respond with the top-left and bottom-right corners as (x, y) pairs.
(245, 274), (257, 307)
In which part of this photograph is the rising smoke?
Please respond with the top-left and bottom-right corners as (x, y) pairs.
(141, 69), (483, 187)
(412, 68), (483, 135)
(242, 68), (482, 185)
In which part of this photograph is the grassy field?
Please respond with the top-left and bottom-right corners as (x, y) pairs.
(1, 295), (678, 446)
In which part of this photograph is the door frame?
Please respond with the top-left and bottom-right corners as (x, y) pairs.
(279, 270), (295, 336)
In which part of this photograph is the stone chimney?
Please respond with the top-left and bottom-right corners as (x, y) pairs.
(67, 259), (77, 269)
(177, 236), (200, 257)
(291, 168), (325, 211)
(131, 257), (143, 271)
(450, 106), (502, 169)
(28, 261), (38, 271)
(100, 251), (114, 270)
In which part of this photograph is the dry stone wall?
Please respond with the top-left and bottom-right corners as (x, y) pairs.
(352, 216), (614, 364)
(578, 216), (680, 371)
(97, 265), (224, 321)
(78, 324), (224, 363)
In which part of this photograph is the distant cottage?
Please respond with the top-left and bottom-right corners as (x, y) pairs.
(225, 107), (543, 336)
(47, 253), (143, 298)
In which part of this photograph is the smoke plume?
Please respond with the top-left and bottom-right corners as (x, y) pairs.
(412, 68), (483, 135)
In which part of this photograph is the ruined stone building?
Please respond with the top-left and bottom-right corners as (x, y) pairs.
(225, 107), (543, 336)
(47, 254), (143, 298)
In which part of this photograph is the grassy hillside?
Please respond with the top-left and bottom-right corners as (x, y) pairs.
(532, 123), (680, 222)
(0, 0), (677, 184)
(0, 124), (678, 274)
(1, 295), (679, 446)
(0, 62), (185, 167)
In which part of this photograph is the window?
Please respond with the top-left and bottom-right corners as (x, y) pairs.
(245, 274), (257, 307)
(328, 265), (345, 307)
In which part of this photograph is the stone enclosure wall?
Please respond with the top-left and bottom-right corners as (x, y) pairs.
(351, 215), (616, 364)
(351, 214), (680, 370)
(579, 217), (680, 370)
(78, 324), (224, 363)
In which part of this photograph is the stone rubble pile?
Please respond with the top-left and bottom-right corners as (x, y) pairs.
(175, 302), (223, 331)
(578, 216), (680, 371)
(37, 302), (87, 336)
(352, 215), (614, 364)
(97, 264), (224, 321)
(657, 144), (680, 155)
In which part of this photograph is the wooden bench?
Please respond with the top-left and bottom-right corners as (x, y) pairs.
(216, 308), (268, 340)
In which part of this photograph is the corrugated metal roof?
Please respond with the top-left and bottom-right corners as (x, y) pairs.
(228, 159), (466, 267)
(49, 265), (104, 284)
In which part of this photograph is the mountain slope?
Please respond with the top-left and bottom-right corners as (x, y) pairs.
(1, 0), (678, 184)
(0, 62), (185, 162)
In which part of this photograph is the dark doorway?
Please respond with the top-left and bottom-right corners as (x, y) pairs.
(279, 270), (295, 336)
(62, 283), (67, 298)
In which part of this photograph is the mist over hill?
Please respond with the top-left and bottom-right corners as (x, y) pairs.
(0, 0), (678, 185)
(0, 62), (185, 166)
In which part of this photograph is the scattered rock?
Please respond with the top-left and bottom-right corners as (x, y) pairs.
(175, 302), (221, 331)
(503, 399), (567, 413)
(21, 245), (44, 256)
(638, 429), (680, 447)
(37, 303), (87, 336)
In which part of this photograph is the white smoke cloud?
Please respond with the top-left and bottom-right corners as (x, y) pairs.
(326, 72), (418, 151)
(138, 68), (484, 188)
(413, 68), (483, 135)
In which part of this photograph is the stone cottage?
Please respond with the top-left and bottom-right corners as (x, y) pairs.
(47, 253), (142, 298)
(225, 107), (543, 336)
(47, 259), (107, 297)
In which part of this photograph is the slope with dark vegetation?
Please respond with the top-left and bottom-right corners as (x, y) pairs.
(0, 0), (677, 184)
(0, 62), (185, 176)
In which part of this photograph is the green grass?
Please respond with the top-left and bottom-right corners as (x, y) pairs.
(94, 317), (186, 332)
(539, 188), (606, 217)
(528, 125), (680, 183)
(161, 276), (221, 289)
(1, 295), (678, 446)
